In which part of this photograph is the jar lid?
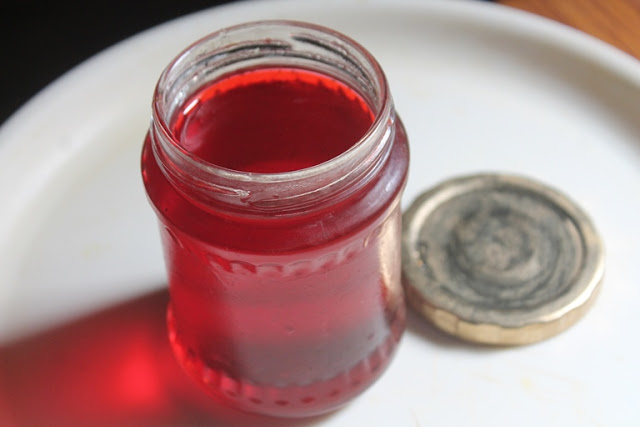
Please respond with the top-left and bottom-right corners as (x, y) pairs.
(402, 174), (604, 345)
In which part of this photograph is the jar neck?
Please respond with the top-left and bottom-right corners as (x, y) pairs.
(150, 20), (395, 217)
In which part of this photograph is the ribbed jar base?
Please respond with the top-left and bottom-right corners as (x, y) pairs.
(167, 304), (405, 418)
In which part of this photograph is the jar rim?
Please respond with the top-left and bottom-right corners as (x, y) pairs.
(151, 19), (392, 184)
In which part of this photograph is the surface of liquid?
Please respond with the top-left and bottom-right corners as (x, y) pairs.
(172, 68), (374, 173)
(142, 67), (409, 417)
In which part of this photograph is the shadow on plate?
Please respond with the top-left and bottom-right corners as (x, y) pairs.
(405, 303), (503, 354)
(0, 289), (334, 426)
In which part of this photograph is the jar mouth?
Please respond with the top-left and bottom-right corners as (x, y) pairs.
(150, 20), (394, 214)
(152, 102), (392, 184)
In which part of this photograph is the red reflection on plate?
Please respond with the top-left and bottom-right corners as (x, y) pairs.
(0, 290), (331, 426)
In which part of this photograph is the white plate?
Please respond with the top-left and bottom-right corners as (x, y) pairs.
(1, 0), (639, 425)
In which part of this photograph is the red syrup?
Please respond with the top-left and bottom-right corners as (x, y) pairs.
(142, 67), (409, 417)
(172, 68), (374, 173)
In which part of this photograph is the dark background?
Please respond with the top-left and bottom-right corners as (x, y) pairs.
(1, 0), (240, 125)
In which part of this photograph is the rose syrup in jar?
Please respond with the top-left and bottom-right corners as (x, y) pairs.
(141, 21), (409, 418)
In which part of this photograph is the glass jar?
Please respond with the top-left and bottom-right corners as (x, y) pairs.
(141, 21), (409, 418)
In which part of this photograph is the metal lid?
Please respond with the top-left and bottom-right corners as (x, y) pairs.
(402, 174), (604, 345)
